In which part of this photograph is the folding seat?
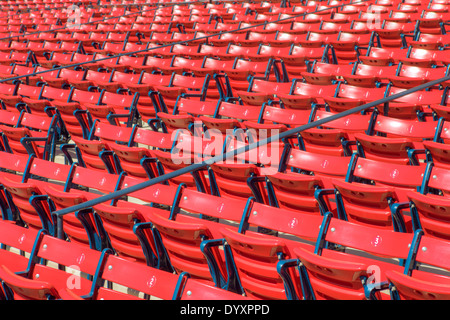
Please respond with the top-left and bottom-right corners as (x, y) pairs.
(87, 53), (140, 73)
(106, 126), (174, 179)
(0, 81), (20, 111)
(234, 77), (293, 106)
(67, 69), (117, 92)
(203, 199), (329, 299)
(199, 99), (263, 136)
(123, 72), (173, 97)
(0, 83), (42, 113)
(387, 64), (449, 89)
(323, 82), (387, 113)
(0, 219), (40, 275)
(133, 186), (254, 293)
(81, 182), (179, 267)
(333, 153), (427, 231)
(247, 44), (292, 64)
(62, 252), (190, 300)
(118, 55), (173, 74)
(101, 71), (143, 93)
(278, 215), (422, 300)
(176, 273), (250, 300)
(242, 104), (313, 140)
(150, 73), (212, 114)
(385, 86), (445, 120)
(406, 162), (450, 240)
(68, 52), (102, 71)
(329, 31), (377, 62)
(400, 47), (450, 68)
(0, 151), (31, 221)
(5, 64), (41, 86)
(156, 96), (219, 134)
(0, 153), (72, 233)
(61, 119), (133, 174)
(276, 81), (338, 110)
(39, 67), (86, 89)
(0, 109), (20, 150)
(38, 51), (74, 69)
(280, 45), (333, 76)
(164, 56), (207, 77)
(207, 136), (283, 206)
(341, 62), (399, 88)
(245, 31), (278, 47)
(83, 90), (140, 128)
(300, 61), (354, 85)
(386, 234), (450, 300)
(0, 111), (58, 161)
(267, 143), (351, 215)
(208, 31), (249, 47)
(301, 109), (373, 155)
(294, 30), (340, 49)
(0, 232), (107, 300)
(416, 10), (450, 35)
(46, 88), (104, 140)
(408, 32), (450, 50)
(373, 21), (416, 48)
(42, 163), (123, 249)
(358, 46), (408, 66)
(355, 110), (439, 165)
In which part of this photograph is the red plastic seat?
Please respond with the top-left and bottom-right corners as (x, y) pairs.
(279, 216), (419, 300)
(70, 253), (189, 300)
(199, 100), (262, 136)
(0, 233), (105, 300)
(334, 154), (426, 231)
(323, 83), (387, 113)
(355, 108), (438, 162)
(359, 46), (408, 66)
(276, 81), (337, 110)
(136, 186), (253, 292)
(234, 77), (292, 106)
(0, 154), (71, 233)
(387, 64), (449, 89)
(212, 202), (322, 299)
(0, 219), (39, 274)
(157, 97), (219, 134)
(301, 61), (354, 85)
(0, 111), (58, 161)
(342, 62), (398, 88)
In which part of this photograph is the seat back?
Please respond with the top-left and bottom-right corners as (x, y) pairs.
(92, 254), (184, 300)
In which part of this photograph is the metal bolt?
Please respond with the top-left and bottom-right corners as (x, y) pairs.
(253, 211), (257, 215)
(433, 175), (437, 179)
(108, 265), (113, 270)
(35, 274), (40, 279)
(422, 247), (427, 252)
(186, 291), (192, 296)
(184, 196), (188, 200)
(43, 244), (47, 249)
(330, 227), (335, 232)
